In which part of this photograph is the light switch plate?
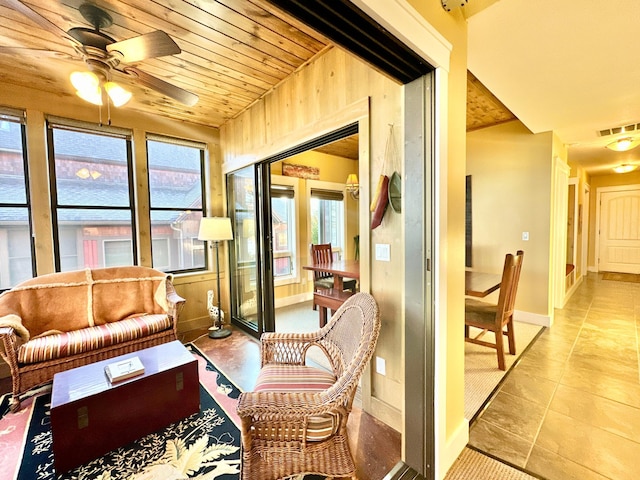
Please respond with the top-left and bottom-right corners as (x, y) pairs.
(376, 356), (386, 376)
(522, 232), (529, 241)
(375, 243), (390, 261)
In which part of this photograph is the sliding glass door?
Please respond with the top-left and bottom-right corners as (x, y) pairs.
(227, 164), (275, 337)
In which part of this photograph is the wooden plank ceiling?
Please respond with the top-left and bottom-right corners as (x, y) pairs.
(0, 0), (329, 128)
(0, 1), (507, 144)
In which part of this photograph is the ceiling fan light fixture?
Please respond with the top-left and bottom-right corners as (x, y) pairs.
(70, 70), (100, 91)
(605, 137), (640, 152)
(75, 86), (103, 106)
(104, 81), (132, 107)
(612, 164), (638, 174)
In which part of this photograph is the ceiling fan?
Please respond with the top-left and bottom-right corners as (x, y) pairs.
(1, 0), (198, 107)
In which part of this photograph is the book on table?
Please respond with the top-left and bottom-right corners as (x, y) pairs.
(104, 356), (145, 383)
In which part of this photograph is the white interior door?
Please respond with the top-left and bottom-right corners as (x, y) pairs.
(598, 186), (640, 273)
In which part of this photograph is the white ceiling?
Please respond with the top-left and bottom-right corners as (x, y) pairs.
(467, 0), (640, 176)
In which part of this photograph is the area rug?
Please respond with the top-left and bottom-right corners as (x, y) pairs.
(602, 272), (640, 283)
(465, 321), (543, 421)
(0, 344), (243, 480)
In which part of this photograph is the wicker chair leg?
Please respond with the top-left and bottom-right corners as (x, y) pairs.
(10, 396), (21, 413)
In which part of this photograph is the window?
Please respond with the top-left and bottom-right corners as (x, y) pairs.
(310, 188), (346, 259)
(48, 119), (136, 272)
(0, 110), (35, 290)
(271, 184), (296, 278)
(147, 135), (206, 273)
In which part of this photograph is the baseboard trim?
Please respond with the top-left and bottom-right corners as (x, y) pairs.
(564, 274), (583, 303)
(274, 293), (311, 309)
(177, 315), (211, 334)
(514, 310), (550, 327)
(439, 418), (469, 480)
(370, 396), (402, 432)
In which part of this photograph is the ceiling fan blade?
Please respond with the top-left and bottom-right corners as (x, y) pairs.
(2, 0), (81, 47)
(107, 31), (180, 63)
(123, 67), (198, 106)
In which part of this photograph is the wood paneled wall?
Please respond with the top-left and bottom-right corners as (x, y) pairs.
(220, 46), (405, 430)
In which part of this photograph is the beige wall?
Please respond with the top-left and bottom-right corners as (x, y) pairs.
(220, 45), (406, 428)
(467, 121), (554, 318)
(0, 82), (222, 333)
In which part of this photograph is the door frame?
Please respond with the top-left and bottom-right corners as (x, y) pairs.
(595, 184), (640, 273)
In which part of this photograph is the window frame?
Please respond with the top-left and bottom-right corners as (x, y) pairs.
(0, 109), (36, 291)
(46, 118), (137, 272)
(271, 174), (300, 286)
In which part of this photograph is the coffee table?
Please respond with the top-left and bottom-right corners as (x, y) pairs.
(50, 340), (199, 474)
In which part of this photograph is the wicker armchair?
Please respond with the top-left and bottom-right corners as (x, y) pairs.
(236, 292), (380, 480)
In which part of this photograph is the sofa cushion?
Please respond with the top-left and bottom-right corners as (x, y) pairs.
(18, 313), (171, 364)
(254, 364), (338, 441)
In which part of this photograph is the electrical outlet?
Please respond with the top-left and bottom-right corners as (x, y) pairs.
(376, 356), (386, 376)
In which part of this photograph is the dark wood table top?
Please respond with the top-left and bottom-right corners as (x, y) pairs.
(465, 271), (502, 298)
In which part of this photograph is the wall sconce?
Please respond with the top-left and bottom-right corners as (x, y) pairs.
(612, 164), (638, 174)
(345, 173), (359, 200)
(605, 137), (640, 152)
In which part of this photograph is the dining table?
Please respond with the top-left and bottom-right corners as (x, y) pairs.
(465, 271), (502, 298)
(302, 259), (360, 290)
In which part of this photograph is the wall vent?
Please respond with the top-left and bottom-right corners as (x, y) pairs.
(598, 123), (640, 137)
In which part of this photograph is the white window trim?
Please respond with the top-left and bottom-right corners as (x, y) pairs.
(271, 174), (300, 286)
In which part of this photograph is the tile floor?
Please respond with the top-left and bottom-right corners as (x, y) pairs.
(469, 272), (640, 480)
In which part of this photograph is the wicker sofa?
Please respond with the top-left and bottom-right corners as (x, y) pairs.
(0, 266), (185, 411)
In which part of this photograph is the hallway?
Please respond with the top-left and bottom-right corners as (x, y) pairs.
(469, 272), (640, 479)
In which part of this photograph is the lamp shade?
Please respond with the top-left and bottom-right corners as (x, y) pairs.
(345, 173), (359, 189)
(198, 217), (233, 241)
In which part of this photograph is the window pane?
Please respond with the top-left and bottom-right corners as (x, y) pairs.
(148, 141), (202, 209)
(52, 129), (130, 207)
(0, 118), (34, 289)
(104, 240), (133, 267)
(310, 197), (344, 253)
(56, 210), (134, 271)
(271, 194), (295, 278)
(150, 210), (204, 271)
(0, 121), (26, 204)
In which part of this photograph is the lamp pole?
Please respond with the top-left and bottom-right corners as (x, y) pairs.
(210, 239), (231, 339)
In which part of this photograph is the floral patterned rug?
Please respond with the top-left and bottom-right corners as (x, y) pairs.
(0, 344), (242, 480)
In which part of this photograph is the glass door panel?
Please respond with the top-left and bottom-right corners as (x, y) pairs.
(227, 166), (260, 333)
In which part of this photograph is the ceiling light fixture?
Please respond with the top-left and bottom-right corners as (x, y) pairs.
(70, 70), (131, 107)
(612, 164), (638, 174)
(605, 137), (640, 152)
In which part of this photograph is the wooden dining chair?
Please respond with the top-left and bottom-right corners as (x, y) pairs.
(464, 250), (524, 370)
(310, 243), (357, 292)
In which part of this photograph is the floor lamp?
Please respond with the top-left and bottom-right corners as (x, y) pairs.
(198, 217), (234, 339)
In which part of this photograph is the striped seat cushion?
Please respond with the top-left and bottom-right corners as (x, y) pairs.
(254, 364), (338, 442)
(18, 314), (171, 364)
